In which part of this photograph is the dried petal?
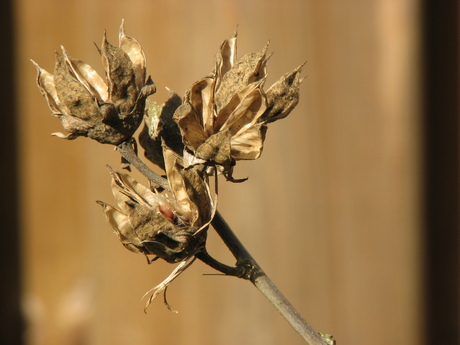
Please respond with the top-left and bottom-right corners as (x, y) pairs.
(215, 42), (269, 111)
(119, 20), (146, 90)
(143, 255), (196, 312)
(163, 146), (197, 222)
(51, 132), (79, 140)
(53, 52), (101, 120)
(32, 61), (61, 114)
(157, 89), (184, 155)
(108, 165), (158, 210)
(100, 32), (137, 114)
(231, 124), (267, 160)
(96, 200), (143, 254)
(61, 46), (108, 102)
(174, 102), (209, 150)
(163, 143), (216, 227)
(214, 31), (237, 87)
(188, 77), (215, 136)
(215, 80), (267, 134)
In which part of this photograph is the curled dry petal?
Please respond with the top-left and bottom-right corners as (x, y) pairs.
(119, 19), (146, 90)
(188, 77), (215, 136)
(214, 31), (237, 89)
(32, 60), (61, 114)
(175, 102), (209, 150)
(143, 255), (196, 312)
(163, 142), (217, 227)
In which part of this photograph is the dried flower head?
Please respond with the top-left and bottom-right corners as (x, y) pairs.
(173, 32), (304, 180)
(32, 21), (155, 145)
(97, 143), (216, 263)
(97, 143), (216, 311)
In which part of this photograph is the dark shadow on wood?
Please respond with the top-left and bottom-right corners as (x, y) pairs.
(421, 1), (459, 344)
(0, 0), (24, 344)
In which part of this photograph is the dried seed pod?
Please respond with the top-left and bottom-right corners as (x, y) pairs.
(97, 143), (216, 263)
(33, 21), (155, 145)
(261, 62), (305, 124)
(173, 32), (303, 181)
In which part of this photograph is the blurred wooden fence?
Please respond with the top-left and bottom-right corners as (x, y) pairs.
(11, 1), (426, 344)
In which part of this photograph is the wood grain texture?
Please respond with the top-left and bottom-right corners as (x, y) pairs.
(16, 1), (421, 344)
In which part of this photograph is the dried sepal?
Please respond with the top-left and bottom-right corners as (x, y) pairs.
(261, 62), (305, 123)
(33, 21), (155, 145)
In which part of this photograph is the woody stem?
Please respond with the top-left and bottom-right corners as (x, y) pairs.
(117, 140), (169, 189)
(195, 249), (247, 277)
(211, 212), (328, 345)
(116, 140), (328, 345)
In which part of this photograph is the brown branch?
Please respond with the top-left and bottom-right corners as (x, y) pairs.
(116, 141), (329, 345)
(195, 249), (247, 278)
(117, 140), (169, 189)
(211, 212), (328, 345)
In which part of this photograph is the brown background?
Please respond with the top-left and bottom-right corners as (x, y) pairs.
(7, 0), (430, 344)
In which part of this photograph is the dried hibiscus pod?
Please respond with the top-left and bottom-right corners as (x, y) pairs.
(97, 143), (217, 310)
(97, 143), (216, 263)
(32, 21), (155, 145)
(173, 32), (304, 180)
